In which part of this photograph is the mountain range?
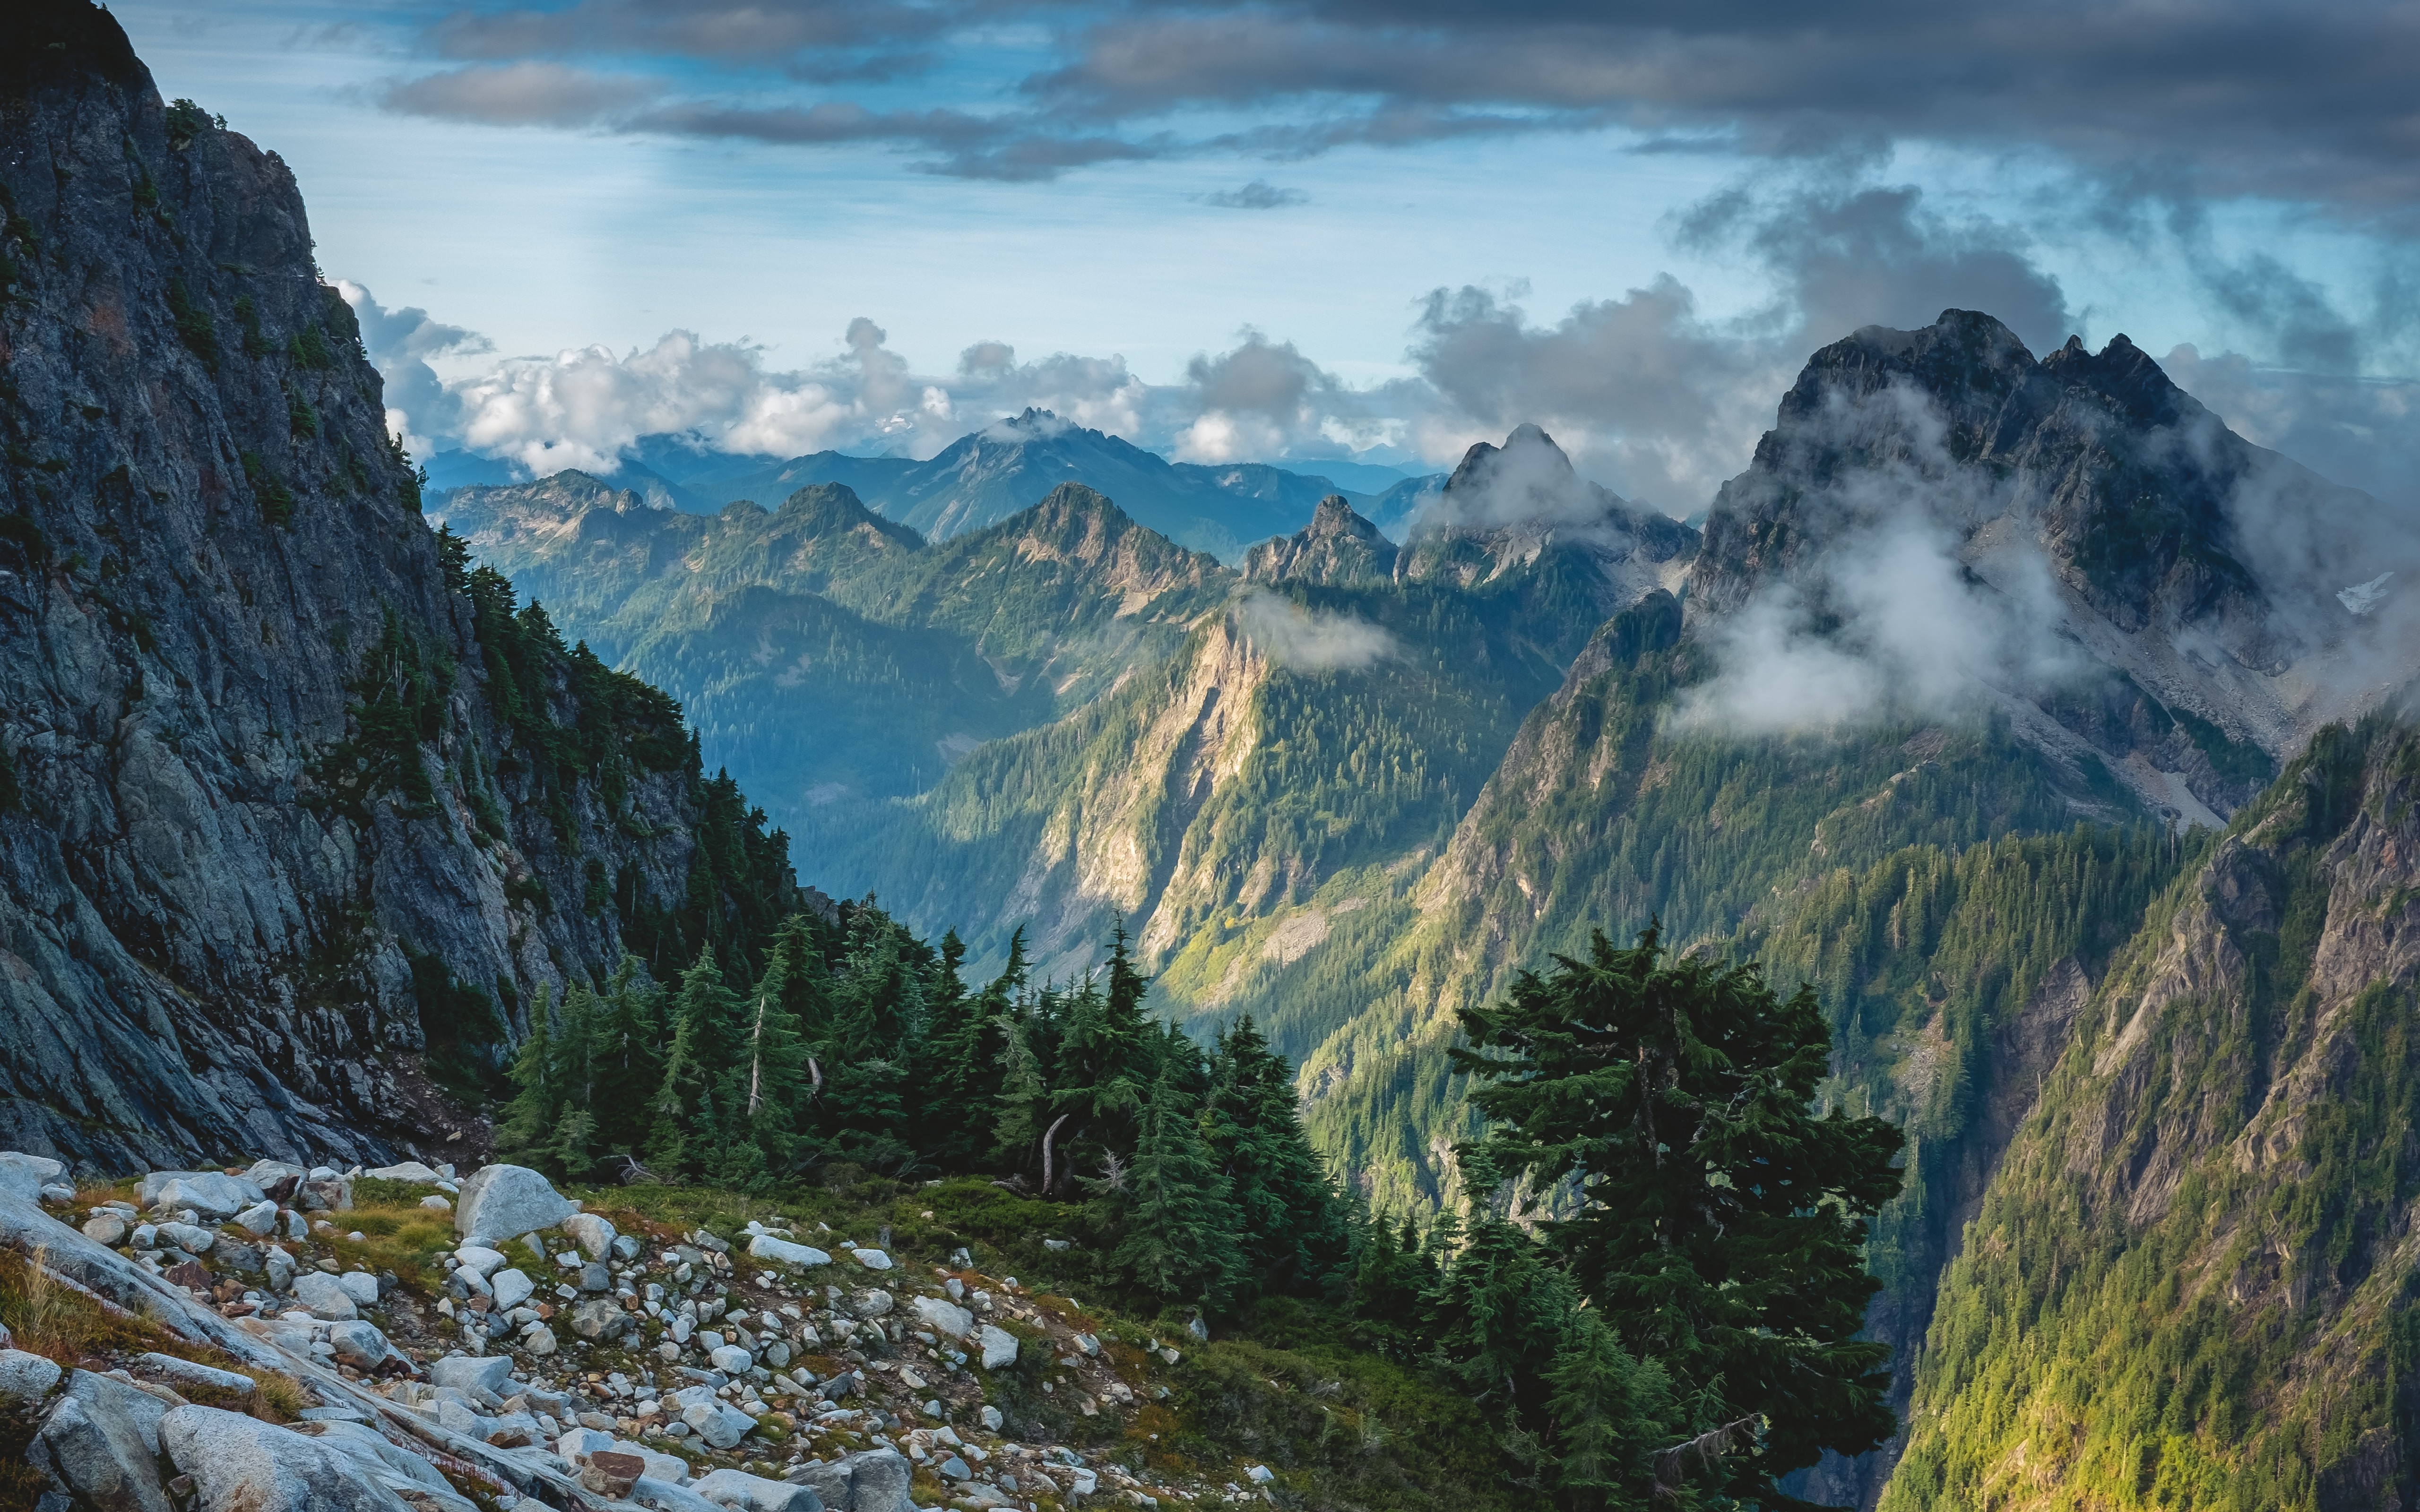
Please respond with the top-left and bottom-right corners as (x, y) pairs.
(440, 309), (2420, 1510)
(5, 5), (2418, 1507)
(430, 413), (1446, 565)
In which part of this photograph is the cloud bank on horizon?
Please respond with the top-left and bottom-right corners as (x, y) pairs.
(322, 0), (2419, 511)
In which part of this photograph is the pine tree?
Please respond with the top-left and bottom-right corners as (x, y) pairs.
(588, 958), (666, 1173)
(1046, 922), (1158, 1191)
(919, 928), (1016, 1168)
(736, 925), (817, 1183)
(1545, 1307), (1674, 1511)
(1455, 922), (1907, 1503)
(650, 948), (751, 1180)
(803, 901), (930, 1175)
(994, 975), (1062, 1178)
(1103, 1065), (1245, 1310)
(497, 983), (560, 1168)
(1208, 1015), (1342, 1296)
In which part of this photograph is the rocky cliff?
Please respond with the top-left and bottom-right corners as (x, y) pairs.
(0, 1), (791, 1172)
(1691, 309), (2419, 820)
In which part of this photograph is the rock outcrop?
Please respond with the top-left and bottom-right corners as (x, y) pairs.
(0, 0), (795, 1168)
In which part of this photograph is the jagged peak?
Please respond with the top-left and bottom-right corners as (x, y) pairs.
(1307, 494), (1383, 539)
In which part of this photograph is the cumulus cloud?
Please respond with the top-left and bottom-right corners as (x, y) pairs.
(1232, 589), (1398, 671)
(338, 282), (493, 458)
(1679, 182), (2072, 354)
(352, 166), (2413, 534)
(1407, 278), (1780, 516)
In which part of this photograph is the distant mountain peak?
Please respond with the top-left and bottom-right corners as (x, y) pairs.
(1245, 494), (1399, 586)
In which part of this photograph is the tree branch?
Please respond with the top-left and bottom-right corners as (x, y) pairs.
(1652, 1416), (1760, 1502)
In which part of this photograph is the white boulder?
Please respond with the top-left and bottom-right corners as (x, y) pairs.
(910, 1295), (972, 1338)
(363, 1162), (442, 1184)
(161, 1403), (416, 1512)
(152, 1174), (264, 1220)
(744, 1234), (830, 1268)
(452, 1165), (574, 1242)
(0, 1347), (62, 1403)
(290, 1271), (358, 1321)
(562, 1211), (617, 1260)
(0, 1151), (65, 1203)
(429, 1354), (515, 1394)
(489, 1268), (535, 1311)
(682, 1399), (753, 1449)
(690, 1466), (823, 1511)
(977, 1324), (1018, 1370)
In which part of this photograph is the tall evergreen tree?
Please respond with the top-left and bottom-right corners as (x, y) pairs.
(1045, 921), (1158, 1191)
(648, 948), (751, 1180)
(919, 928), (1017, 1168)
(1455, 922), (1906, 1504)
(1101, 1063), (1245, 1311)
(1208, 1014), (1343, 1295)
(588, 957), (666, 1172)
(497, 982), (560, 1168)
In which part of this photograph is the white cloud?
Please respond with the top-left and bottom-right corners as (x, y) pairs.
(1232, 590), (1398, 671)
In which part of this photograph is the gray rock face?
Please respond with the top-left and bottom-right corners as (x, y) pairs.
(0, 5), (764, 1171)
(561, 1211), (616, 1260)
(837, 1448), (914, 1512)
(161, 1404), (414, 1512)
(909, 1295), (971, 1338)
(977, 1324), (1018, 1370)
(745, 1234), (830, 1268)
(489, 1267), (535, 1311)
(568, 1298), (628, 1340)
(326, 1321), (389, 1369)
(682, 1399), (753, 1450)
(135, 1352), (255, 1395)
(28, 1369), (176, 1512)
(453, 1166), (575, 1242)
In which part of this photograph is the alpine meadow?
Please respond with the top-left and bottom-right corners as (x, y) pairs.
(1, 4), (2416, 1512)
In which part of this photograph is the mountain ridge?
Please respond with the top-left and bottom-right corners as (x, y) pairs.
(0, 2), (797, 1169)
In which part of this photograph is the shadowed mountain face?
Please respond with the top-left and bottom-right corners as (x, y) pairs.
(1684, 309), (2420, 822)
(0, 1), (793, 1168)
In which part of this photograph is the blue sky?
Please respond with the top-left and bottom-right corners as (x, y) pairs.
(115, 0), (2420, 513)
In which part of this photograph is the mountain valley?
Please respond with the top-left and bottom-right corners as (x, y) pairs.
(3, 3), (2417, 1509)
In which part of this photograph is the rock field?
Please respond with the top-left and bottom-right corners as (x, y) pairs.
(0, 1155), (1277, 1512)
